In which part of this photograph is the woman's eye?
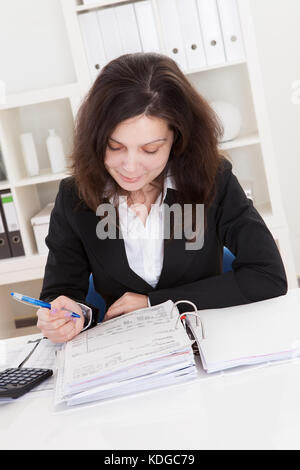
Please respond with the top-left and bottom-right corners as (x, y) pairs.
(108, 144), (122, 151)
(108, 144), (158, 154)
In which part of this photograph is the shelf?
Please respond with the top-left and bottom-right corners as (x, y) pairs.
(0, 83), (80, 111)
(76, 0), (130, 12)
(13, 169), (71, 188)
(0, 179), (10, 190)
(184, 59), (247, 76)
(0, 253), (47, 286)
(0, 98), (75, 185)
(219, 132), (260, 151)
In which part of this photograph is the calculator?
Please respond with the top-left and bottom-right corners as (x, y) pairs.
(0, 367), (53, 399)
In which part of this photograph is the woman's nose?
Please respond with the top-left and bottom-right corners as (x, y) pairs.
(122, 152), (139, 173)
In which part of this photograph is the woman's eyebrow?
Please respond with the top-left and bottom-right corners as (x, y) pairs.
(109, 137), (167, 145)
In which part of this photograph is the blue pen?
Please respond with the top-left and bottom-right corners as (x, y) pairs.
(10, 292), (81, 318)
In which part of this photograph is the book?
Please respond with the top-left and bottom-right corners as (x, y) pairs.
(55, 289), (300, 407)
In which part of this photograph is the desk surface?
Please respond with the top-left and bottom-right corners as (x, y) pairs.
(2, 294), (300, 450)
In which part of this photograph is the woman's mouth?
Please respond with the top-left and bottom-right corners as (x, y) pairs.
(118, 173), (143, 183)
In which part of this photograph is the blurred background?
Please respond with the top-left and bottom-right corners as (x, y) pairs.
(0, 0), (299, 338)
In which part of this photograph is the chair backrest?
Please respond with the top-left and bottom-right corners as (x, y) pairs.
(85, 274), (106, 322)
(86, 247), (236, 322)
(222, 246), (236, 273)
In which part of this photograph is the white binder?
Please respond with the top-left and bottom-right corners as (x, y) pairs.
(217, 0), (245, 62)
(114, 4), (142, 54)
(196, 0), (226, 66)
(156, 0), (188, 71)
(134, 0), (160, 53)
(78, 12), (106, 83)
(96, 8), (123, 62)
(176, 0), (207, 71)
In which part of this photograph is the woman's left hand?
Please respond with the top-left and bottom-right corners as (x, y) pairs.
(104, 292), (149, 321)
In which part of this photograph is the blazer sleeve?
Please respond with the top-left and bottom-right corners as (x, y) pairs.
(39, 178), (100, 328)
(148, 161), (288, 311)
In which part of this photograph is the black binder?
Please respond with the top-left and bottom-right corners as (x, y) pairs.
(0, 202), (12, 260)
(0, 189), (25, 257)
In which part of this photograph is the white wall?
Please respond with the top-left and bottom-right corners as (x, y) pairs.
(0, 0), (76, 94)
(249, 0), (300, 275)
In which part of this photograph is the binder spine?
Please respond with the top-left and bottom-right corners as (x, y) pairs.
(0, 197), (12, 260)
(0, 190), (25, 257)
(78, 11), (106, 83)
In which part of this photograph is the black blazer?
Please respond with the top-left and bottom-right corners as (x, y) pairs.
(39, 159), (288, 328)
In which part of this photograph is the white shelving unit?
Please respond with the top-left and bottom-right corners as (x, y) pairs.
(0, 0), (297, 338)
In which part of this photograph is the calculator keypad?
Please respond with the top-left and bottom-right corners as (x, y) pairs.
(0, 368), (53, 398)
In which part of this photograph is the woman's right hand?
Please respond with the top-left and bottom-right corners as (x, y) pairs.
(36, 295), (85, 344)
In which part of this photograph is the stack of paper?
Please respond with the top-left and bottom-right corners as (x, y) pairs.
(55, 300), (196, 406)
(186, 289), (300, 373)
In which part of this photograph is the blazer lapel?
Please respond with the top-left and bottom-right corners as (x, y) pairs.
(155, 188), (197, 290)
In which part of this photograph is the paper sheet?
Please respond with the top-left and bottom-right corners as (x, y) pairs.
(57, 300), (196, 405)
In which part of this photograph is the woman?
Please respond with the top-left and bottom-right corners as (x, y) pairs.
(37, 52), (287, 343)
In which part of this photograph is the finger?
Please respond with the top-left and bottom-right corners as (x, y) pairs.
(104, 307), (128, 321)
(49, 296), (82, 317)
(37, 316), (71, 331)
(42, 320), (76, 344)
(56, 320), (77, 342)
(48, 308), (80, 322)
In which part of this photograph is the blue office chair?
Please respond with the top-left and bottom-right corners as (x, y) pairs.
(86, 247), (236, 323)
(85, 274), (106, 322)
(222, 246), (236, 273)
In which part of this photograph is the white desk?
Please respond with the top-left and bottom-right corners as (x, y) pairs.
(1, 300), (300, 450)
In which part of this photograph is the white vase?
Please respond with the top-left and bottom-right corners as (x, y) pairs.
(210, 100), (242, 142)
(20, 132), (39, 177)
(46, 129), (66, 173)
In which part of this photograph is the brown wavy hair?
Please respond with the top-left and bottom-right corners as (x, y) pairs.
(69, 52), (227, 236)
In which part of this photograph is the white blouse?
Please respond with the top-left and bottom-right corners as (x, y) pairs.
(116, 172), (176, 289)
(81, 171), (176, 328)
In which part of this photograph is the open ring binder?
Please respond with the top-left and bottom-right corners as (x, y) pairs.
(172, 300), (205, 339)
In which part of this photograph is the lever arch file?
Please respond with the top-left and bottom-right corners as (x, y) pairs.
(96, 7), (124, 62)
(55, 290), (299, 407)
(114, 4), (142, 55)
(217, 0), (245, 62)
(134, 0), (160, 53)
(0, 190), (25, 257)
(185, 289), (300, 373)
(55, 299), (197, 407)
(156, 0), (188, 71)
(196, 0), (226, 66)
(176, 0), (207, 71)
(78, 12), (106, 83)
(0, 203), (12, 259)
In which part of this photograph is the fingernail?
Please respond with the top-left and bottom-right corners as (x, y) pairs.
(50, 308), (57, 314)
(64, 312), (71, 318)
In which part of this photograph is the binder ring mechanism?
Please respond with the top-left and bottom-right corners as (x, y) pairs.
(172, 300), (205, 339)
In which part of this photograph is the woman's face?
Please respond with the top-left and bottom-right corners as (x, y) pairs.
(104, 114), (174, 193)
